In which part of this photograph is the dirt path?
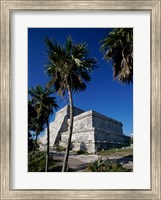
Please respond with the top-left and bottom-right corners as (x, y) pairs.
(50, 151), (133, 172)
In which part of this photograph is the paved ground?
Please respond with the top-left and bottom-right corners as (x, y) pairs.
(50, 151), (133, 172)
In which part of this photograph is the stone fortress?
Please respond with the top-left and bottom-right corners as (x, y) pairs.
(39, 105), (130, 153)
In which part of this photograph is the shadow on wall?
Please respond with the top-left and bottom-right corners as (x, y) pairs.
(80, 142), (87, 152)
(53, 115), (69, 147)
(70, 141), (88, 152)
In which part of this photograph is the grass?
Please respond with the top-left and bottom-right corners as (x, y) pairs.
(28, 151), (60, 172)
(56, 147), (133, 157)
(97, 147), (133, 157)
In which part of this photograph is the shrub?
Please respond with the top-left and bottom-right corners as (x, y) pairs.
(85, 157), (129, 172)
(76, 150), (85, 155)
(28, 151), (57, 172)
(128, 137), (133, 146)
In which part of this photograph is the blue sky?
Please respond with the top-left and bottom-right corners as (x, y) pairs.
(28, 28), (133, 136)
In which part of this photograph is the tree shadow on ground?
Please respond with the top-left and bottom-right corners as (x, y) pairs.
(113, 155), (133, 165)
(68, 163), (89, 172)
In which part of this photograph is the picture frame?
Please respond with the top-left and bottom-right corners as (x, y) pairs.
(0, 0), (160, 199)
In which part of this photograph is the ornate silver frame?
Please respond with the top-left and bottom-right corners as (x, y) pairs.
(0, 1), (160, 199)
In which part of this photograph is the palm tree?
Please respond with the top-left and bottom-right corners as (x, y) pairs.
(28, 85), (58, 172)
(101, 28), (133, 84)
(28, 100), (36, 151)
(28, 100), (44, 151)
(28, 100), (41, 151)
(45, 36), (97, 172)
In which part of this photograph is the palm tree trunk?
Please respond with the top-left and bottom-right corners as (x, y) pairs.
(62, 88), (73, 172)
(45, 119), (50, 172)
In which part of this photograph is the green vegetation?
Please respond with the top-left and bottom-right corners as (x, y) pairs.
(28, 132), (35, 152)
(28, 86), (58, 172)
(97, 147), (133, 157)
(85, 157), (130, 172)
(76, 150), (86, 155)
(128, 137), (133, 146)
(28, 100), (44, 152)
(28, 151), (60, 172)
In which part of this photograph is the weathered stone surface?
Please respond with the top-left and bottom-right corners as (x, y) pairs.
(39, 105), (129, 153)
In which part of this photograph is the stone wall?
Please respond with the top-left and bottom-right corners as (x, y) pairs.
(94, 128), (129, 151)
(92, 111), (123, 134)
(59, 129), (95, 153)
(39, 105), (84, 149)
(72, 111), (93, 132)
(39, 106), (129, 153)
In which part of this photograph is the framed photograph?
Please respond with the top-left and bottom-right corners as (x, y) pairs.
(0, 0), (160, 199)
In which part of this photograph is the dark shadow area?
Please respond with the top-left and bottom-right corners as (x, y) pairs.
(68, 163), (88, 172)
(80, 142), (87, 152)
(113, 155), (133, 165)
(48, 165), (62, 172)
(50, 152), (65, 157)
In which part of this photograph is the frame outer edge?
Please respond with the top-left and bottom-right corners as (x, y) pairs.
(1, 1), (10, 200)
(0, 0), (161, 199)
(151, 1), (161, 199)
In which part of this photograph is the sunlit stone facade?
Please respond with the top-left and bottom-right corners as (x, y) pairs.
(39, 105), (129, 153)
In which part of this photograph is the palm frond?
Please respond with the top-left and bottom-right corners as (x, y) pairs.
(44, 36), (97, 96)
(101, 28), (133, 84)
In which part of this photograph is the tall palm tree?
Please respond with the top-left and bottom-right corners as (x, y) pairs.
(28, 85), (58, 172)
(45, 36), (97, 172)
(101, 28), (133, 84)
